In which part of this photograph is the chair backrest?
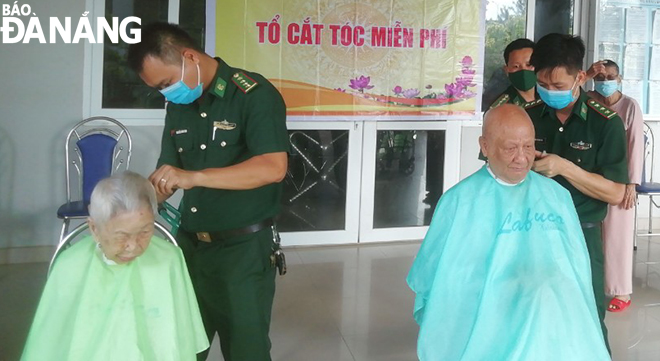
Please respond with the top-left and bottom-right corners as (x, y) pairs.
(49, 220), (178, 275)
(65, 117), (132, 204)
(642, 123), (654, 183)
(159, 201), (182, 235)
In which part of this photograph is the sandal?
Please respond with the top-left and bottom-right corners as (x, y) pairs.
(607, 297), (631, 313)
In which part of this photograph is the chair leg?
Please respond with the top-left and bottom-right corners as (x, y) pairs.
(649, 195), (653, 234)
(59, 219), (70, 245)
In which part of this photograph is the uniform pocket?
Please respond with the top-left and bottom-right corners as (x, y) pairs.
(208, 128), (244, 167)
(173, 134), (198, 169)
(212, 128), (241, 148)
(566, 143), (596, 171)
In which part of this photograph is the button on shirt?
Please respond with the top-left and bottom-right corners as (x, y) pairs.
(526, 89), (629, 223)
(157, 58), (289, 232)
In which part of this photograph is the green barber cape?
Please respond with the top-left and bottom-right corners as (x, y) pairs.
(21, 236), (209, 361)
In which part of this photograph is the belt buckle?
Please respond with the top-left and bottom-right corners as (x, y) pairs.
(196, 232), (212, 243)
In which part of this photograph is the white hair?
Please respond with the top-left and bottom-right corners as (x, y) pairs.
(88, 171), (157, 227)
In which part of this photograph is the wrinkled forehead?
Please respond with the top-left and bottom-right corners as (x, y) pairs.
(102, 208), (156, 231)
(603, 65), (620, 76)
(493, 120), (535, 142)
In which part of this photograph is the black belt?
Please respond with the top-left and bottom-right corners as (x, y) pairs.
(580, 222), (601, 229)
(193, 219), (274, 242)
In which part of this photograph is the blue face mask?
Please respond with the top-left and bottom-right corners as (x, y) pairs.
(536, 78), (578, 109)
(594, 80), (619, 98)
(159, 58), (203, 104)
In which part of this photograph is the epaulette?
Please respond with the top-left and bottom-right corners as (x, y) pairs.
(231, 72), (259, 93)
(489, 93), (510, 109)
(587, 99), (617, 120)
(523, 99), (544, 109)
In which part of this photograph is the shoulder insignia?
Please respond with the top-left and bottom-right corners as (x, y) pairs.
(231, 72), (259, 93)
(489, 94), (510, 109)
(523, 99), (544, 109)
(587, 99), (617, 120)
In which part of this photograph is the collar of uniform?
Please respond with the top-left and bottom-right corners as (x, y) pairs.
(572, 89), (589, 121)
(509, 85), (540, 106)
(209, 57), (233, 98)
(540, 88), (589, 121)
(507, 85), (525, 106)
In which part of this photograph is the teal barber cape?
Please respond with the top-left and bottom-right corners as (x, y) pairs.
(407, 166), (609, 361)
(22, 236), (209, 361)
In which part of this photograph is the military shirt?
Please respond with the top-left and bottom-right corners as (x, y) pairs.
(488, 85), (541, 110)
(157, 58), (289, 232)
(526, 89), (629, 223)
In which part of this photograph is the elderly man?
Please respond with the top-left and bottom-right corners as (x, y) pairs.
(407, 104), (609, 360)
(21, 172), (209, 361)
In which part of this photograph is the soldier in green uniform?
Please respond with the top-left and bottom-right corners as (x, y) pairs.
(527, 33), (628, 352)
(127, 23), (289, 361)
(480, 39), (542, 161)
(489, 38), (540, 110)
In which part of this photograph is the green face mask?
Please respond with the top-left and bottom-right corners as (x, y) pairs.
(508, 69), (537, 91)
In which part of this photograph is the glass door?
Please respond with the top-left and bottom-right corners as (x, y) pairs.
(279, 121), (362, 246)
(359, 121), (462, 243)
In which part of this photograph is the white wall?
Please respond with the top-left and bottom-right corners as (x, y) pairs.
(0, 0), (166, 263)
(0, 0), (86, 259)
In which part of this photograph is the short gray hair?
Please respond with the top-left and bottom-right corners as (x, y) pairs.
(88, 171), (157, 227)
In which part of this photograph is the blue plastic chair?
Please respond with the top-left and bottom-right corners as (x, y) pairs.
(56, 117), (132, 243)
(635, 123), (660, 248)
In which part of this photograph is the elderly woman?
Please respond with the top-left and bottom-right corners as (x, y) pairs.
(587, 60), (644, 312)
(21, 172), (209, 360)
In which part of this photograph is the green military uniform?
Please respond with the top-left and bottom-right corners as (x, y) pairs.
(488, 84), (541, 110)
(526, 89), (629, 351)
(157, 58), (289, 361)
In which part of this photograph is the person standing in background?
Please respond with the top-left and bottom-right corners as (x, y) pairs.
(588, 60), (644, 313)
(488, 38), (540, 109)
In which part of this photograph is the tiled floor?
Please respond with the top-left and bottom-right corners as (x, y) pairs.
(2, 237), (660, 360)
